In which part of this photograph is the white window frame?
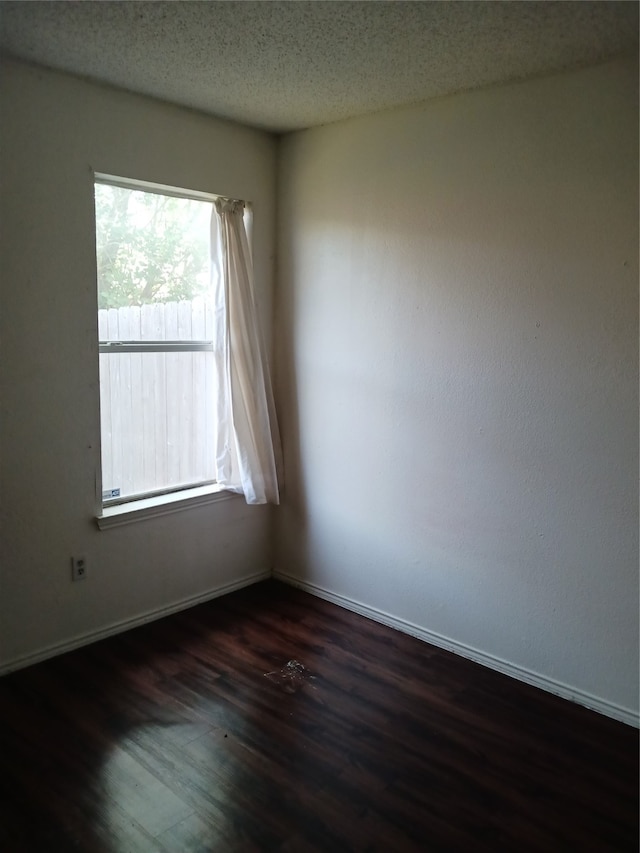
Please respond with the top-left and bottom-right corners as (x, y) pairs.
(94, 173), (236, 528)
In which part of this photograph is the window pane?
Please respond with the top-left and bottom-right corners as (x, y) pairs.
(95, 180), (218, 503)
(95, 183), (212, 338)
(99, 350), (217, 500)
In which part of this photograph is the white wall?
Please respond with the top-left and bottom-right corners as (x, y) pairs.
(0, 59), (276, 669)
(275, 58), (639, 721)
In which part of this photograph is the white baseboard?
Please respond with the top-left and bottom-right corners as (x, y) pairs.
(273, 570), (639, 729)
(0, 570), (270, 677)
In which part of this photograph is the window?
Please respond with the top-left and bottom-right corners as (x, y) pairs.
(95, 176), (219, 509)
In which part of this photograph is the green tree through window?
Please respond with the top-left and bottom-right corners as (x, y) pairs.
(95, 183), (211, 309)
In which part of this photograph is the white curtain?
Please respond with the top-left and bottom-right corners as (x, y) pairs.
(210, 198), (282, 505)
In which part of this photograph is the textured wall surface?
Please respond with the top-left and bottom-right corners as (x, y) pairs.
(275, 58), (639, 718)
(0, 59), (277, 669)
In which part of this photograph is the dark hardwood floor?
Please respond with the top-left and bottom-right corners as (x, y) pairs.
(0, 580), (637, 852)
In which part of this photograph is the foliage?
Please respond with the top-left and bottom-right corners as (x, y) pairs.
(95, 184), (211, 309)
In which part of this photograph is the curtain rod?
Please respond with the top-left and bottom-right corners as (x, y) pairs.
(93, 171), (245, 206)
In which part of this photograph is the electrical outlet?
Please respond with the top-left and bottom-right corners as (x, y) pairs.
(71, 555), (87, 581)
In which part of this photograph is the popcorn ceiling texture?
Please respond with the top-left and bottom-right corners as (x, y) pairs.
(0, 1), (637, 132)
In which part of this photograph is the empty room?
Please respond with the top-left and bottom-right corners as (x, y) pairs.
(0, 2), (637, 850)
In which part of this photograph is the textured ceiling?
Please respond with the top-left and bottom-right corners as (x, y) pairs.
(0, 1), (637, 133)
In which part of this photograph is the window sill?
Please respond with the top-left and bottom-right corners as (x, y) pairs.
(96, 484), (239, 530)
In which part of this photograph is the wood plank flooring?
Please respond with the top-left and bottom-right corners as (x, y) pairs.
(0, 580), (637, 852)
